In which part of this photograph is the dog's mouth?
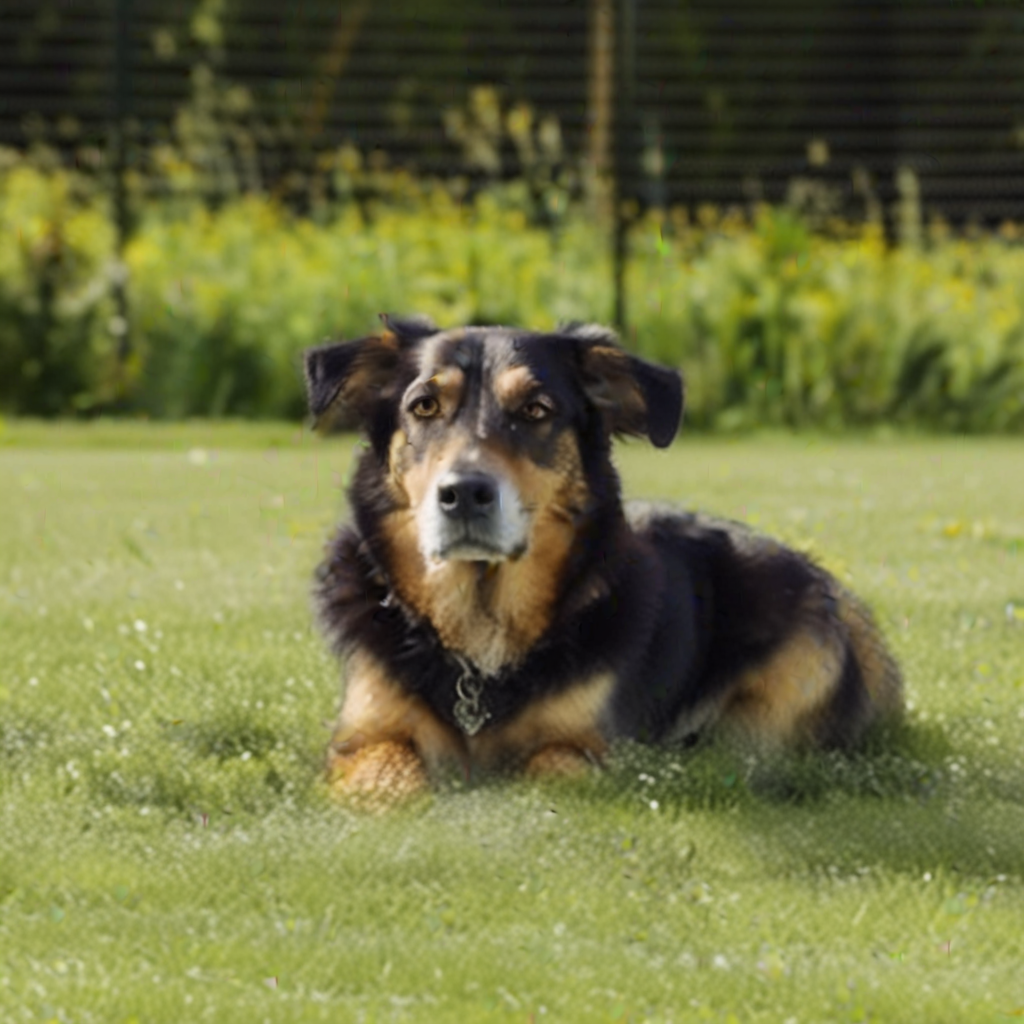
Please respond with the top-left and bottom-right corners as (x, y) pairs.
(417, 468), (531, 566)
(434, 534), (527, 563)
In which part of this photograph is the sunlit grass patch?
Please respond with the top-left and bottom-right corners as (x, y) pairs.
(1, 425), (1022, 1022)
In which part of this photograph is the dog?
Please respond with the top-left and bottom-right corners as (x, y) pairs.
(305, 315), (902, 804)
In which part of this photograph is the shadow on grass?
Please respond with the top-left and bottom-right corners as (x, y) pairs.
(578, 717), (1024, 879)
(586, 718), (958, 810)
(67, 715), (326, 818)
(0, 716), (55, 768)
(165, 717), (281, 762)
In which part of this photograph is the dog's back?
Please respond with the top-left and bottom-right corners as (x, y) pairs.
(622, 503), (902, 749)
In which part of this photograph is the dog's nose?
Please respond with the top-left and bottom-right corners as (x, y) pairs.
(437, 472), (499, 520)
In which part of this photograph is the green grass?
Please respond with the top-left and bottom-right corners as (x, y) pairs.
(1, 425), (1022, 1024)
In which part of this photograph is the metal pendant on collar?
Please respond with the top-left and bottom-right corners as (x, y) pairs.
(453, 671), (490, 736)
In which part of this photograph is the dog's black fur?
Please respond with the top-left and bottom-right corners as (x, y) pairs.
(306, 317), (902, 798)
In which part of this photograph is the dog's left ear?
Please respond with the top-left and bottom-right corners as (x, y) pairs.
(567, 325), (684, 448)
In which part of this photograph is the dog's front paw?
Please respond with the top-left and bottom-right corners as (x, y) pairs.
(523, 744), (598, 779)
(327, 740), (430, 810)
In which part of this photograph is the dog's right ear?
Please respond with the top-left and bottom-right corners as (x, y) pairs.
(304, 333), (403, 432)
(562, 324), (684, 448)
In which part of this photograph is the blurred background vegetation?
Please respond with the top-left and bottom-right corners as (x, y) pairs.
(3, 0), (1024, 429)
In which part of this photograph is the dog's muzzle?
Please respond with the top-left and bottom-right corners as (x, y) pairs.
(437, 472), (499, 523)
(419, 468), (527, 562)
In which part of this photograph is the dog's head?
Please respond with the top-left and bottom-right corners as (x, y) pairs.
(305, 316), (683, 670)
(306, 315), (683, 563)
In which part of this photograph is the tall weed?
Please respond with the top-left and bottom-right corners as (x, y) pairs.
(0, 159), (121, 414)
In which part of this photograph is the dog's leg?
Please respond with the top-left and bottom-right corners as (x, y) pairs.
(327, 652), (465, 808)
(327, 739), (430, 810)
(471, 673), (613, 777)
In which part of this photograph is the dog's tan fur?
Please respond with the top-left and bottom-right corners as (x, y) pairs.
(327, 654), (614, 802)
(838, 593), (903, 717)
(468, 672), (614, 771)
(327, 651), (464, 787)
(722, 628), (846, 748)
(382, 431), (590, 676)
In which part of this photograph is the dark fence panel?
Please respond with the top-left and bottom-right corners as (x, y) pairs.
(626, 0), (1024, 224)
(4, 0), (1024, 223)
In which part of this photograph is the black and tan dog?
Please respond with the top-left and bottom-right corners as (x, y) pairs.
(305, 316), (902, 803)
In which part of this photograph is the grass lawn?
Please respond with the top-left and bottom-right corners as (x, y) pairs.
(1, 422), (1022, 1024)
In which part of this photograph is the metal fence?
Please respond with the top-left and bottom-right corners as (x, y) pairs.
(4, 0), (1024, 322)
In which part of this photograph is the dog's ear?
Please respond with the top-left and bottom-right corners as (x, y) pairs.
(565, 324), (684, 448)
(379, 312), (438, 342)
(304, 314), (438, 432)
(304, 333), (402, 432)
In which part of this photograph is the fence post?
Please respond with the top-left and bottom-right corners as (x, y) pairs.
(112, 0), (131, 365)
(612, 0), (636, 339)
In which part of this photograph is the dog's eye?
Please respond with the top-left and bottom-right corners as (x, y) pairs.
(410, 396), (440, 419)
(521, 399), (553, 422)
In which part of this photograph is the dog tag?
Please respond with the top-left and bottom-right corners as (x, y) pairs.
(453, 674), (490, 736)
